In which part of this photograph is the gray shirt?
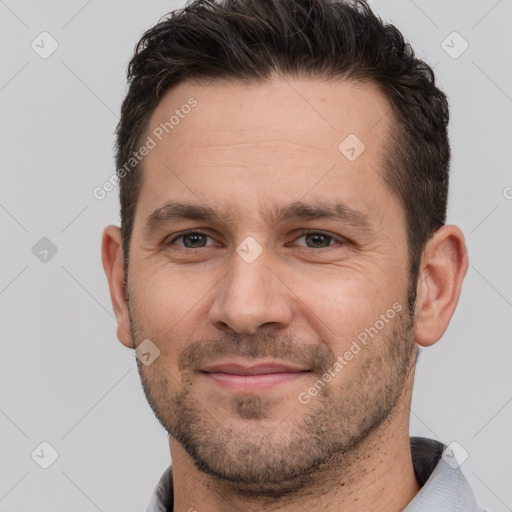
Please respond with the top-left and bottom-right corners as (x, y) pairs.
(146, 437), (486, 512)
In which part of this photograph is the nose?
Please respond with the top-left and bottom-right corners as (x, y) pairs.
(208, 246), (294, 335)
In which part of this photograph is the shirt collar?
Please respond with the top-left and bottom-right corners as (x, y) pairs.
(404, 437), (485, 512)
(146, 437), (484, 512)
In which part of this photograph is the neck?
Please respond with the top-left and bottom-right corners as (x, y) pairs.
(170, 374), (419, 512)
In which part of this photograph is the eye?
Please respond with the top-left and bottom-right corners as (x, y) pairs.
(293, 230), (344, 249)
(165, 230), (346, 250)
(167, 231), (216, 248)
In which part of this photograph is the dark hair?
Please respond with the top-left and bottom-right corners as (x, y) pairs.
(115, 0), (450, 304)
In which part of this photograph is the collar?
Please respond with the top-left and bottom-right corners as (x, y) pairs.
(146, 437), (485, 512)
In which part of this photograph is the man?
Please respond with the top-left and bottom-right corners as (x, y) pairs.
(101, 0), (485, 510)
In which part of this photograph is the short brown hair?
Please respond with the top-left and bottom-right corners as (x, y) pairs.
(115, 0), (450, 305)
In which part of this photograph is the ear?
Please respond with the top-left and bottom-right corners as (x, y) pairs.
(101, 225), (135, 349)
(413, 225), (468, 347)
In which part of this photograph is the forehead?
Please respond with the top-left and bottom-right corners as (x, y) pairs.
(133, 76), (400, 230)
(147, 75), (391, 153)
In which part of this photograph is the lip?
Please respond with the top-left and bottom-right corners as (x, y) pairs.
(202, 361), (308, 375)
(200, 360), (310, 392)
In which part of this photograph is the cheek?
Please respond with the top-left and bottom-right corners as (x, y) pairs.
(130, 261), (222, 343)
(291, 265), (405, 345)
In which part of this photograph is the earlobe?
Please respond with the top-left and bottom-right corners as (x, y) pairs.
(413, 225), (468, 348)
(101, 225), (135, 349)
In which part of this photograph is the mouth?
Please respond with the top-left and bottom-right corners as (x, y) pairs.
(200, 360), (311, 393)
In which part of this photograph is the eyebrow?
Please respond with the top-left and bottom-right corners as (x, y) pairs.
(142, 200), (373, 237)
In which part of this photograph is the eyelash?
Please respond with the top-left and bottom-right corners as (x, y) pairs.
(166, 229), (347, 249)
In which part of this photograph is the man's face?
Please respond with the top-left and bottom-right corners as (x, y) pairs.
(126, 76), (417, 495)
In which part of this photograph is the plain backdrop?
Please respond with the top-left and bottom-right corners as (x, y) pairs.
(0, 1), (511, 510)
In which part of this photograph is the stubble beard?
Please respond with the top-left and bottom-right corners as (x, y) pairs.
(130, 302), (416, 499)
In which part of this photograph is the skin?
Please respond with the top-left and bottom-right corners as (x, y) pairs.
(102, 74), (468, 512)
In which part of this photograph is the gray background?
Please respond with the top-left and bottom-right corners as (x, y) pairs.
(0, 0), (510, 510)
